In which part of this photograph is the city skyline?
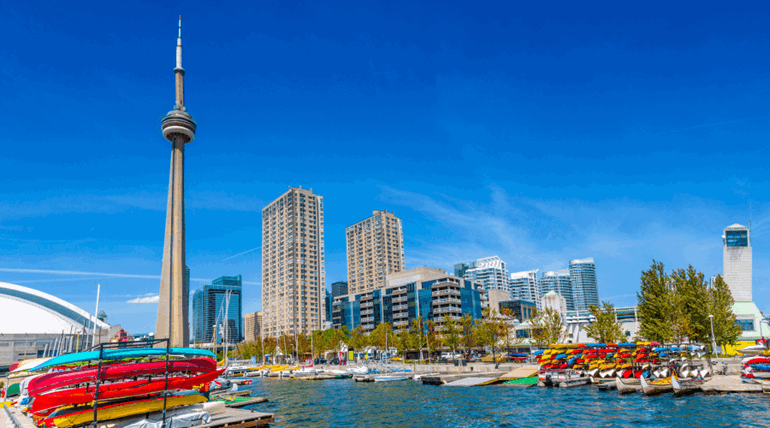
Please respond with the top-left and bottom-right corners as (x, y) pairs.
(2, 2), (770, 333)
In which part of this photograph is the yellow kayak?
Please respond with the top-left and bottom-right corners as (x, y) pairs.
(49, 394), (207, 427)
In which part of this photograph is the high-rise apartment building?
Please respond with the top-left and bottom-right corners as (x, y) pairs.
(510, 269), (541, 309)
(723, 224), (752, 301)
(261, 187), (326, 338)
(191, 275), (243, 343)
(244, 311), (262, 342)
(460, 256), (510, 292)
(331, 281), (348, 298)
(346, 210), (405, 293)
(569, 258), (599, 311)
(540, 269), (575, 311)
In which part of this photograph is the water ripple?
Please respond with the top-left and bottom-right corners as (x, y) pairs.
(238, 378), (770, 427)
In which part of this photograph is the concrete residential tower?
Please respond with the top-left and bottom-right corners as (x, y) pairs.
(346, 210), (405, 293)
(721, 223), (768, 340)
(261, 187), (326, 338)
(722, 224), (752, 301)
(155, 17), (197, 347)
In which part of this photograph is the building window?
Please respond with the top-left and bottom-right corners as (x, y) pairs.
(736, 319), (755, 331)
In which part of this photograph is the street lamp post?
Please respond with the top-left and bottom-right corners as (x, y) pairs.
(708, 314), (719, 357)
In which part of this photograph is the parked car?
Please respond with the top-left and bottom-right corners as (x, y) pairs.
(314, 357), (327, 365)
(328, 358), (341, 365)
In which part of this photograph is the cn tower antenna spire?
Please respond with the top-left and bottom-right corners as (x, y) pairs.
(176, 16), (183, 71)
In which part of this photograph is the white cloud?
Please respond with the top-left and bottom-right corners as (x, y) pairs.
(127, 295), (160, 304)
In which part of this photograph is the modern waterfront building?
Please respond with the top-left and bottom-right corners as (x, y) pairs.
(458, 256), (511, 293)
(346, 210), (405, 293)
(244, 311), (262, 342)
(563, 306), (640, 344)
(331, 281), (348, 298)
(569, 258), (599, 311)
(332, 267), (487, 333)
(499, 299), (537, 323)
(540, 269), (575, 311)
(191, 275), (243, 343)
(0, 281), (113, 364)
(261, 186), (326, 338)
(721, 223), (769, 341)
(156, 17), (197, 348)
(510, 269), (541, 309)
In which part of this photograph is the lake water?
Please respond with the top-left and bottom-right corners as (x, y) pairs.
(241, 377), (770, 427)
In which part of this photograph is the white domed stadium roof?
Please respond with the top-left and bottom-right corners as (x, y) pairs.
(0, 281), (109, 334)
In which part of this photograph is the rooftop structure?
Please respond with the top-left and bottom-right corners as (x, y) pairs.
(156, 17), (197, 347)
(460, 256), (511, 293)
(0, 281), (111, 363)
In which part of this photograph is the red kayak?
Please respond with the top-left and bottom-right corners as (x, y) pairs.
(28, 358), (216, 396)
(31, 369), (223, 416)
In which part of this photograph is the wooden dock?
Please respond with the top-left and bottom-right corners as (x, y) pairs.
(701, 375), (763, 394)
(213, 389), (253, 398)
(198, 408), (274, 428)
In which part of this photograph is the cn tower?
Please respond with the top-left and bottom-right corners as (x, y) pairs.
(155, 16), (196, 347)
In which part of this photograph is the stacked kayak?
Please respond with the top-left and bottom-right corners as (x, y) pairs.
(536, 341), (712, 387)
(5, 347), (218, 427)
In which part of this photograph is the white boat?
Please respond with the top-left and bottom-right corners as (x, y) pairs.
(325, 369), (348, 375)
(348, 366), (370, 375)
(737, 345), (767, 356)
(374, 375), (408, 382)
(413, 373), (438, 381)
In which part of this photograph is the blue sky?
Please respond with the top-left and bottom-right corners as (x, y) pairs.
(1, 1), (770, 333)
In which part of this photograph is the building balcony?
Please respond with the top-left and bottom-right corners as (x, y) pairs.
(392, 288), (407, 296)
(434, 297), (461, 304)
(393, 304), (408, 311)
(432, 289), (460, 297)
(436, 315), (462, 322)
(393, 312), (409, 320)
(360, 301), (374, 308)
(433, 306), (462, 315)
(361, 309), (374, 316)
(392, 296), (408, 303)
(393, 320), (409, 327)
(361, 316), (375, 323)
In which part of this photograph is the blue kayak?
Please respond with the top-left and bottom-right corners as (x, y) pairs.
(27, 347), (215, 372)
(532, 350), (544, 356)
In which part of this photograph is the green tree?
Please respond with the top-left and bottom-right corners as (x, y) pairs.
(583, 301), (624, 343)
(441, 315), (461, 357)
(349, 325), (369, 351)
(498, 308), (520, 353)
(671, 265), (711, 343)
(410, 317), (427, 361)
(459, 314), (476, 358)
(637, 260), (675, 343)
(369, 322), (394, 354)
(474, 310), (499, 362)
(709, 274), (742, 349)
(531, 308), (563, 347)
(426, 320), (441, 359)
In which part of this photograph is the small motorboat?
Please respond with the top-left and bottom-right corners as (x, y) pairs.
(672, 373), (702, 397)
(374, 375), (408, 382)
